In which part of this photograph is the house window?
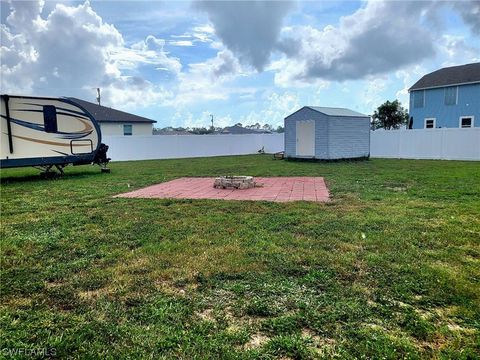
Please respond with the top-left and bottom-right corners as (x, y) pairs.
(424, 118), (435, 129)
(444, 86), (457, 105)
(43, 105), (58, 133)
(414, 90), (424, 108)
(123, 124), (133, 136)
(459, 116), (474, 128)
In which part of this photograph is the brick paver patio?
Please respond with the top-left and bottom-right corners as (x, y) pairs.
(116, 177), (329, 202)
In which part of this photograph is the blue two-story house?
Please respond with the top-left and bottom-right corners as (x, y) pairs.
(409, 62), (480, 129)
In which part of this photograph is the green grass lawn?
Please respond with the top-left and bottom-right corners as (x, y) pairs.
(1, 155), (479, 359)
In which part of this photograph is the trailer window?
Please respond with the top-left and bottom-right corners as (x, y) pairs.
(43, 105), (58, 133)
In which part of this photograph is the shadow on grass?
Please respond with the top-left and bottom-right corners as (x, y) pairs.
(0, 169), (104, 185)
(284, 156), (370, 163)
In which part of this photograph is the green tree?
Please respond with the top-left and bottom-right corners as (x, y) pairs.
(372, 100), (409, 130)
(190, 127), (211, 134)
(262, 124), (274, 132)
(246, 122), (261, 130)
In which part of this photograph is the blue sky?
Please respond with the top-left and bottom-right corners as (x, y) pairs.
(1, 1), (479, 128)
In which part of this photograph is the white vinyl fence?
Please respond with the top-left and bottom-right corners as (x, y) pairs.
(370, 128), (480, 161)
(104, 129), (480, 162)
(103, 133), (284, 161)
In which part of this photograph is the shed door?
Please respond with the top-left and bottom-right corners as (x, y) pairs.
(296, 120), (315, 157)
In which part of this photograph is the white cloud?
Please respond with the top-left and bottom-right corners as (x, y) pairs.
(0, 1), (177, 109)
(101, 77), (172, 110)
(172, 92), (299, 129)
(239, 91), (300, 127)
(268, 56), (330, 89)
(195, 1), (295, 71)
(5, 0), (44, 32)
(171, 107), (195, 128)
(438, 34), (480, 66)
(393, 32), (480, 109)
(274, 1), (440, 84)
(191, 24), (215, 43)
(395, 65), (427, 107)
(169, 108), (233, 129)
(172, 49), (250, 106)
(111, 35), (181, 74)
(168, 40), (194, 47)
(202, 111), (232, 129)
(169, 23), (215, 45)
(360, 77), (389, 113)
(272, 1), (480, 87)
(2, 1), (119, 95)
(2, 0), (477, 129)
(453, 0), (480, 35)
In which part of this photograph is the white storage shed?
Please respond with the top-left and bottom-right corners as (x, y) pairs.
(284, 106), (371, 160)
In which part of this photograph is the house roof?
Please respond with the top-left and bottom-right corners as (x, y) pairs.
(220, 125), (272, 134)
(153, 129), (191, 135)
(409, 62), (480, 91)
(69, 97), (157, 123)
(286, 106), (369, 119)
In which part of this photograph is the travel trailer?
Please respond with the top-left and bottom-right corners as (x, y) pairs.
(1, 95), (110, 173)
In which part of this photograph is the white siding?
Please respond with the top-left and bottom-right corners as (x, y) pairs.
(99, 123), (153, 136)
(284, 117), (297, 157)
(284, 107), (324, 158)
(328, 117), (370, 159)
(314, 115), (328, 159)
(285, 108), (370, 160)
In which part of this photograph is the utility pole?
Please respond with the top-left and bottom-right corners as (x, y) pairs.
(96, 88), (101, 106)
(210, 114), (214, 132)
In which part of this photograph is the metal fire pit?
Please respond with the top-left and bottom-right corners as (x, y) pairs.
(213, 176), (255, 189)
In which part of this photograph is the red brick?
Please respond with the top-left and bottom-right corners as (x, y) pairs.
(115, 177), (329, 203)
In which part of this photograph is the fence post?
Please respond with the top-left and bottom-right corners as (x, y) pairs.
(398, 130), (402, 159)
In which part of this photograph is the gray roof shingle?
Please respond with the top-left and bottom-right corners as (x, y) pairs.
(286, 106), (369, 118)
(69, 97), (156, 123)
(409, 62), (480, 91)
(307, 106), (369, 117)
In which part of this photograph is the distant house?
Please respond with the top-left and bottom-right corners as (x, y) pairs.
(284, 106), (370, 160)
(69, 98), (156, 136)
(153, 128), (192, 135)
(220, 125), (272, 134)
(408, 62), (480, 129)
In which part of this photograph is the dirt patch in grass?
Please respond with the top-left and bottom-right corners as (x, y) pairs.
(78, 287), (111, 301)
(2, 296), (32, 308)
(154, 278), (188, 296)
(196, 308), (215, 321)
(244, 334), (270, 350)
(302, 328), (337, 356)
(386, 186), (408, 192)
(44, 280), (64, 289)
(1, 156), (479, 358)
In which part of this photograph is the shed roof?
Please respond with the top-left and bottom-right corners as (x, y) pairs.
(69, 97), (157, 123)
(286, 106), (369, 119)
(409, 62), (480, 91)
